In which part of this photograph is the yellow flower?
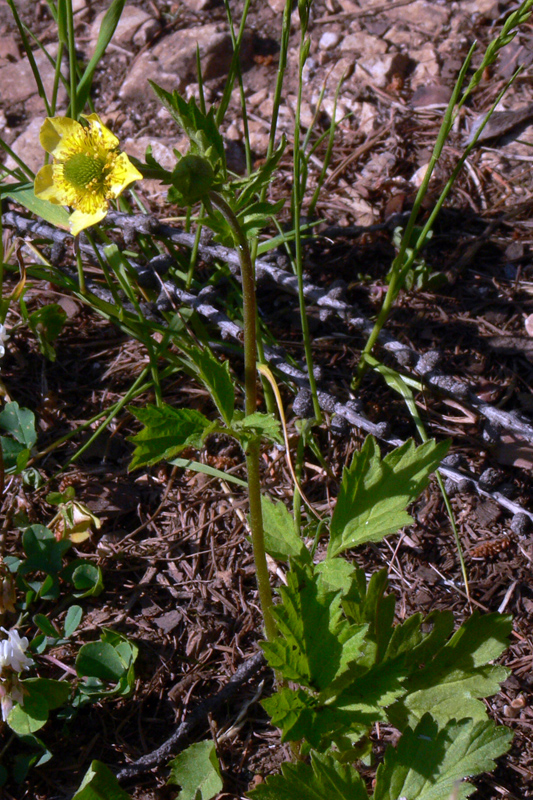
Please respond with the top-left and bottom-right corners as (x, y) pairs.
(34, 114), (142, 236)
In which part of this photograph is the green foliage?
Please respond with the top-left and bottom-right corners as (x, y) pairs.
(261, 561), (511, 761)
(27, 303), (67, 361)
(8, 678), (71, 735)
(373, 715), (513, 800)
(128, 404), (215, 470)
(168, 155), (215, 205)
(328, 436), (449, 558)
(72, 760), (132, 800)
(0, 401), (37, 473)
(388, 227), (446, 292)
(149, 82), (226, 177)
(261, 495), (307, 561)
(185, 345), (235, 426)
(250, 750), (369, 800)
(232, 412), (283, 449)
(75, 0), (127, 112)
(76, 629), (138, 700)
(168, 740), (223, 800)
(3, 184), (70, 229)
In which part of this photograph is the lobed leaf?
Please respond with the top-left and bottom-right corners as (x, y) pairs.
(373, 714), (513, 800)
(249, 750), (369, 800)
(328, 436), (449, 557)
(128, 404), (213, 470)
(168, 740), (223, 800)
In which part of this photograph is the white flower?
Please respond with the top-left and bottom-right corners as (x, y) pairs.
(0, 628), (33, 673)
(0, 324), (9, 358)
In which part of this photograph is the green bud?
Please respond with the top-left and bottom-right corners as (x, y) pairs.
(168, 154), (214, 205)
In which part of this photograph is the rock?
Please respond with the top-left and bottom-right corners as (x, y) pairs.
(267, 0), (286, 12)
(354, 52), (411, 88)
(319, 32), (341, 51)
(384, 24), (425, 50)
(120, 24), (252, 101)
(180, 0), (218, 10)
(340, 32), (388, 56)
(248, 87), (269, 107)
(386, 0), (450, 36)
(324, 56), (354, 90)
(4, 117), (46, 174)
(90, 6), (160, 50)
(411, 82), (452, 108)
(0, 46), (67, 111)
(410, 44), (440, 89)
(0, 34), (19, 63)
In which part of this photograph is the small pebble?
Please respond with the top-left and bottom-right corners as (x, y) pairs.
(510, 513), (530, 537)
(319, 32), (341, 50)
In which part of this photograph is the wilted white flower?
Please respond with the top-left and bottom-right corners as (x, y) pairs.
(0, 675), (24, 721)
(0, 628), (32, 723)
(0, 324), (9, 358)
(0, 628), (33, 673)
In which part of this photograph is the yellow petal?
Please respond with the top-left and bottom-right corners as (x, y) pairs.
(81, 113), (120, 150)
(69, 206), (108, 236)
(40, 117), (82, 156)
(34, 164), (64, 204)
(106, 152), (143, 198)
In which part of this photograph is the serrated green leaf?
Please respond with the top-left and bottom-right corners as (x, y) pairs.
(315, 558), (358, 598)
(250, 750), (369, 800)
(0, 402), (37, 448)
(328, 436), (449, 557)
(72, 760), (132, 800)
(261, 562), (351, 690)
(128, 404), (213, 470)
(261, 495), (306, 561)
(186, 346), (234, 426)
(168, 740), (223, 800)
(233, 412), (283, 447)
(388, 612), (512, 730)
(233, 137), (286, 208)
(373, 715), (513, 800)
(149, 82), (226, 173)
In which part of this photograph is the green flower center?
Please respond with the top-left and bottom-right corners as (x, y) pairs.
(63, 152), (106, 190)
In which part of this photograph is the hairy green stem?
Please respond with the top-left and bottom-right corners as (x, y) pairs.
(207, 190), (275, 641)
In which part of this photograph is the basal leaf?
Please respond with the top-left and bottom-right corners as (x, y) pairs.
(249, 750), (369, 800)
(128, 404), (213, 470)
(261, 561), (351, 691)
(168, 740), (223, 800)
(373, 715), (513, 800)
(328, 436), (449, 557)
(388, 612), (512, 730)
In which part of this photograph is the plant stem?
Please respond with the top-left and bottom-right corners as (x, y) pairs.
(207, 190), (275, 641)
